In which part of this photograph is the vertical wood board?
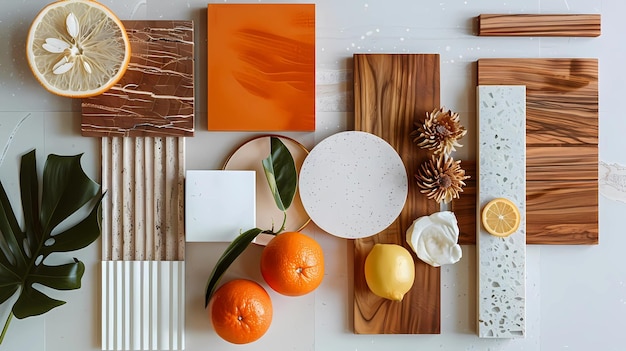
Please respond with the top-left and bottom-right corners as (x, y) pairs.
(353, 54), (440, 334)
(471, 58), (599, 245)
(82, 21), (194, 137)
(477, 85), (526, 338)
(478, 14), (601, 37)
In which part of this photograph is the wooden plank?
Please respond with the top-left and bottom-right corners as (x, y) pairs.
(477, 85), (526, 338)
(527, 180), (598, 244)
(527, 146), (598, 181)
(478, 14), (601, 37)
(82, 20), (194, 137)
(478, 58), (598, 145)
(353, 54), (440, 334)
(452, 161), (476, 245)
(476, 58), (598, 245)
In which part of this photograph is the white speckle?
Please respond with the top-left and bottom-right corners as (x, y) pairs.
(375, 28), (380, 33)
(406, 28), (410, 32)
(400, 37), (405, 41)
(445, 45), (451, 51)
(364, 3), (368, 8)
(366, 30), (373, 36)
(360, 35), (365, 40)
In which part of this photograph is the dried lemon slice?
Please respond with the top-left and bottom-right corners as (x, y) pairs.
(26, 0), (131, 98)
(481, 197), (521, 237)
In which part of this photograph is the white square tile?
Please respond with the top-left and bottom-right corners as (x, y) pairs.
(185, 170), (255, 242)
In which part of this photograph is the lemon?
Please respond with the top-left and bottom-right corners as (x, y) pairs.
(364, 243), (415, 301)
(481, 197), (521, 237)
(26, 0), (131, 98)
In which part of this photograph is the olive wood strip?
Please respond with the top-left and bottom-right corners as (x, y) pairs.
(451, 161), (476, 245)
(353, 54), (441, 334)
(527, 146), (597, 181)
(527, 180), (598, 244)
(477, 58), (598, 145)
(478, 14), (601, 37)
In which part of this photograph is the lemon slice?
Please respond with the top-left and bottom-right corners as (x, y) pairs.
(26, 0), (131, 98)
(481, 197), (521, 237)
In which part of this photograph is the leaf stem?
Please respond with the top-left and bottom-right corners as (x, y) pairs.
(0, 311), (13, 345)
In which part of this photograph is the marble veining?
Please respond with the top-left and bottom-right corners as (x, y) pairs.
(82, 20), (194, 137)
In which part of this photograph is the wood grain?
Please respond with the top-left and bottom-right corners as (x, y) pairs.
(82, 21), (194, 137)
(527, 146), (597, 181)
(465, 58), (599, 245)
(478, 14), (601, 37)
(527, 180), (598, 244)
(353, 54), (441, 334)
(451, 161), (476, 245)
(478, 59), (598, 145)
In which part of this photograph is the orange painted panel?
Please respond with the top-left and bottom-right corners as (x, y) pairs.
(207, 4), (315, 131)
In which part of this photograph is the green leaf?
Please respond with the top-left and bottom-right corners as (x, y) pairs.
(0, 150), (102, 320)
(204, 228), (263, 307)
(261, 137), (297, 212)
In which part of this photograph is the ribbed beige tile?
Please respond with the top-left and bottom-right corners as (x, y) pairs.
(101, 136), (185, 261)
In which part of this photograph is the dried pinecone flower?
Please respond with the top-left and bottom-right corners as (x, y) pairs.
(411, 107), (467, 154)
(416, 154), (469, 204)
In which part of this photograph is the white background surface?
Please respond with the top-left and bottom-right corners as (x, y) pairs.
(0, 0), (623, 350)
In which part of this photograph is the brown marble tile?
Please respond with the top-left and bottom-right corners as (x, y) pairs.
(82, 20), (194, 137)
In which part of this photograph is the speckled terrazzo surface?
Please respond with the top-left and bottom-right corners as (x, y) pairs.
(299, 131), (407, 239)
(477, 85), (526, 338)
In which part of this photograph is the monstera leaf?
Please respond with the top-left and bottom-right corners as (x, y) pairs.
(0, 150), (102, 331)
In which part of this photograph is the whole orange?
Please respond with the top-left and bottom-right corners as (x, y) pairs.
(210, 279), (273, 344)
(260, 231), (324, 296)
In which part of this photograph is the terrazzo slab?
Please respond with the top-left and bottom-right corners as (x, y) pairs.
(478, 14), (601, 37)
(353, 54), (441, 334)
(299, 131), (408, 239)
(185, 170), (256, 242)
(477, 85), (526, 338)
(82, 20), (194, 137)
(102, 261), (185, 350)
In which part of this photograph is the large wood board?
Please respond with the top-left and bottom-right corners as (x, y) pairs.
(353, 54), (441, 334)
(455, 58), (598, 245)
(477, 14), (601, 37)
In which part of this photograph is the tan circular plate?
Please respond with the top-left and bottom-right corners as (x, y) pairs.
(223, 135), (311, 242)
